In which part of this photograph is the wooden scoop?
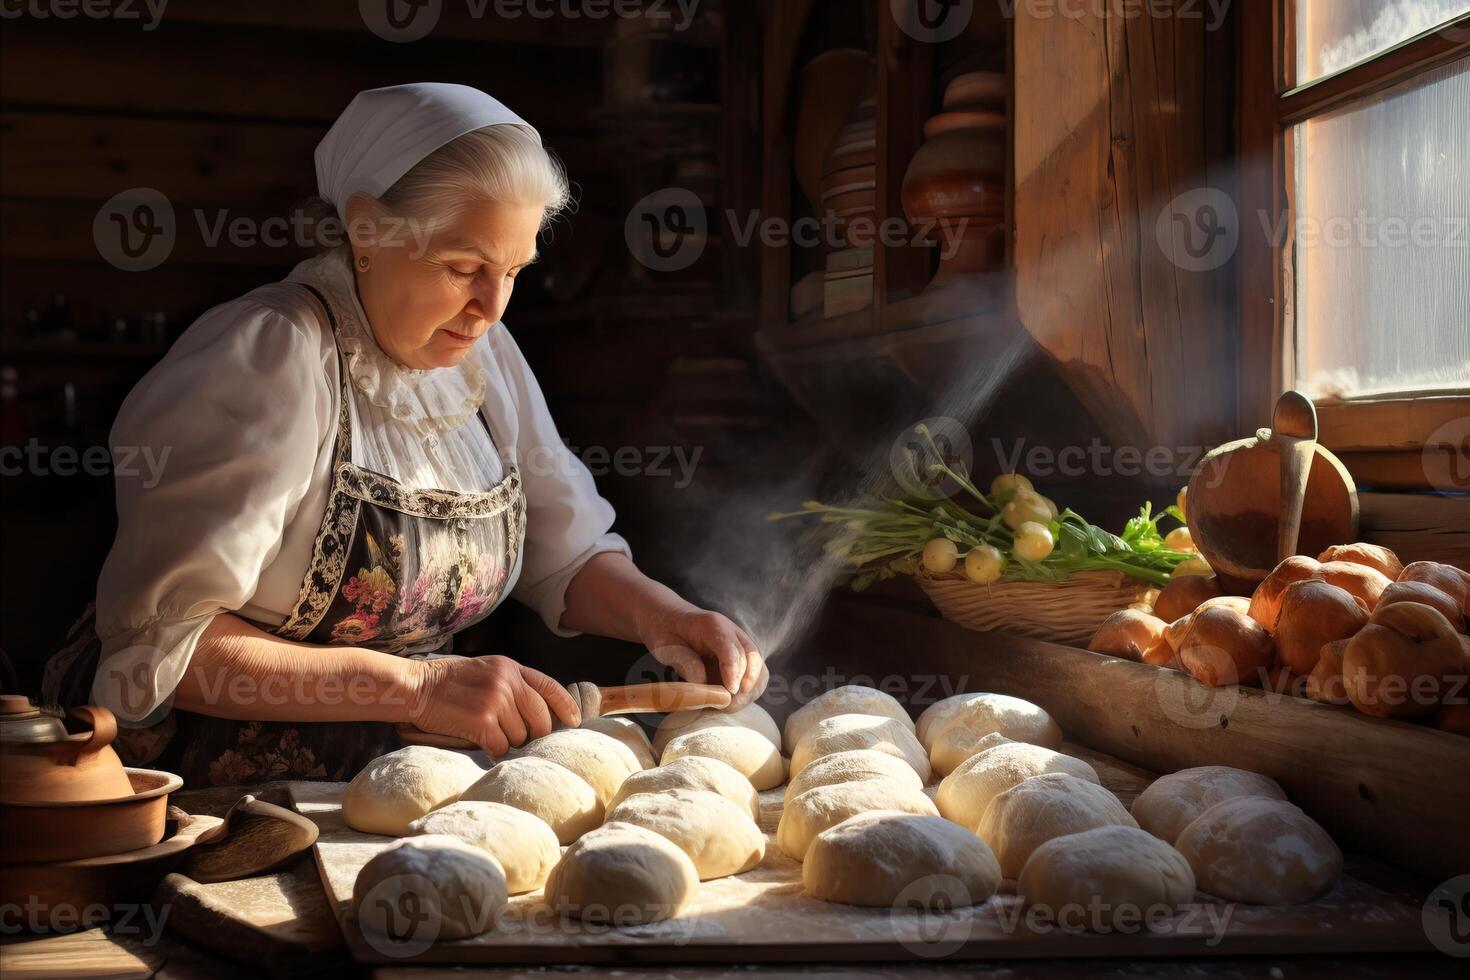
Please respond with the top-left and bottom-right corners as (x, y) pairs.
(395, 681), (732, 751)
(1273, 390), (1318, 562)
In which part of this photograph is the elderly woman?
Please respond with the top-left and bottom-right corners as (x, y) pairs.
(47, 84), (762, 786)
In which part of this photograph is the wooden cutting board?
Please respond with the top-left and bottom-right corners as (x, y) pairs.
(287, 750), (1435, 966)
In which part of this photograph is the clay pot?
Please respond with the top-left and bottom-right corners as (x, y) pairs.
(0, 698), (133, 804)
(793, 49), (873, 210)
(942, 71), (1007, 111)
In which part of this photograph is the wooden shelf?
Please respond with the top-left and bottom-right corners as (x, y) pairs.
(756, 276), (1011, 353)
(0, 338), (169, 360)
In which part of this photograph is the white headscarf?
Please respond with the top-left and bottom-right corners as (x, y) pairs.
(314, 82), (538, 217)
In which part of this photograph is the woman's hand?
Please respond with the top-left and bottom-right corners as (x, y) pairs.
(638, 602), (766, 705)
(406, 655), (581, 756)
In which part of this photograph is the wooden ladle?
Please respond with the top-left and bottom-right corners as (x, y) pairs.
(1273, 390), (1318, 563)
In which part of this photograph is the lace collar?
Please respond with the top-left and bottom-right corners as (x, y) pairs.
(293, 251), (487, 447)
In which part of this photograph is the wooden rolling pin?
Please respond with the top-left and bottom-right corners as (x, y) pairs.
(395, 681), (731, 751)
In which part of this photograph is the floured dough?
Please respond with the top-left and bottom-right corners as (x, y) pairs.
(1174, 797), (1341, 905)
(977, 772), (1137, 877)
(778, 780), (938, 861)
(353, 835), (506, 940)
(1130, 766), (1287, 844)
(928, 694), (1064, 775)
(342, 745), (484, 836)
(783, 748), (924, 804)
(458, 756), (602, 844)
(915, 693), (988, 751)
(410, 801), (560, 894)
(936, 741), (1099, 832)
(1017, 825), (1197, 930)
(789, 713), (930, 782)
(609, 756), (759, 818)
(579, 716), (657, 769)
(803, 811), (1001, 908)
(516, 729), (641, 808)
(661, 726), (785, 790)
(782, 685), (913, 753)
(604, 788), (765, 880)
(652, 703), (781, 754)
(544, 821), (698, 924)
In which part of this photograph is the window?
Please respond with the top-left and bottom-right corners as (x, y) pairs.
(1239, 0), (1470, 485)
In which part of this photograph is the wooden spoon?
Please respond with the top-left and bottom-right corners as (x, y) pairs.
(1273, 390), (1318, 562)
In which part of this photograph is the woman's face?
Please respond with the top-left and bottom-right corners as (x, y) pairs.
(348, 197), (542, 370)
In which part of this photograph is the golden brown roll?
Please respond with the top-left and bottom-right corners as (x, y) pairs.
(1154, 574), (1224, 624)
(1248, 556), (1322, 631)
(1316, 543), (1404, 581)
(1316, 561), (1391, 613)
(1398, 562), (1470, 610)
(1178, 606), (1276, 688)
(1305, 639), (1351, 705)
(1089, 610), (1169, 663)
(1375, 580), (1464, 629)
(1342, 601), (1470, 719)
(1273, 580), (1370, 675)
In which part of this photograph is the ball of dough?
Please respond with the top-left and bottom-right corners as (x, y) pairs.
(977, 772), (1136, 877)
(652, 703), (781, 754)
(609, 756), (759, 818)
(410, 801), (560, 894)
(1016, 825), (1197, 930)
(1130, 766), (1286, 844)
(928, 694), (1064, 776)
(803, 811), (1001, 908)
(517, 729), (641, 808)
(936, 742), (1100, 832)
(778, 780), (938, 861)
(783, 748), (924, 804)
(789, 713), (930, 783)
(915, 692), (988, 751)
(1174, 797), (1341, 905)
(544, 821), (698, 925)
(342, 745), (484, 836)
(782, 685), (913, 753)
(458, 757), (602, 844)
(353, 835), (506, 940)
(605, 788), (765, 880)
(661, 726), (785, 790)
(579, 717), (657, 769)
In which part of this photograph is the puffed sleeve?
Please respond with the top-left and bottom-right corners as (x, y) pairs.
(91, 298), (333, 722)
(484, 326), (631, 636)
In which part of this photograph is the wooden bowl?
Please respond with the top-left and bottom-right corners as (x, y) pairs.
(1187, 430), (1359, 593)
(943, 71), (1007, 110)
(0, 768), (183, 864)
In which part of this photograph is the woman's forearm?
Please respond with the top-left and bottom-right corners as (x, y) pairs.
(560, 552), (692, 641)
(173, 612), (424, 723)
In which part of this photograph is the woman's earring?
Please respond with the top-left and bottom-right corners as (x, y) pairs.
(357, 255), (370, 271)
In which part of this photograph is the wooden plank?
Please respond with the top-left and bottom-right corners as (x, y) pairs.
(291, 772), (1432, 966)
(1277, 21), (1470, 124)
(874, 5), (932, 307)
(792, 600), (1470, 882)
(0, 20), (600, 130)
(1317, 396), (1470, 452)
(1360, 490), (1470, 567)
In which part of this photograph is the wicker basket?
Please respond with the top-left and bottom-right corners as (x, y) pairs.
(914, 570), (1155, 646)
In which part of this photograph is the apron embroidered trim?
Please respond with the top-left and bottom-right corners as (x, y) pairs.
(275, 284), (524, 642)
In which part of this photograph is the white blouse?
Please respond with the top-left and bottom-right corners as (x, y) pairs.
(92, 250), (629, 721)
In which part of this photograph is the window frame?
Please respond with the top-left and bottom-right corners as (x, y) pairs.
(1237, 2), (1470, 470)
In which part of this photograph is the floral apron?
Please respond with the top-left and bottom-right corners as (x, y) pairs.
(44, 284), (525, 787)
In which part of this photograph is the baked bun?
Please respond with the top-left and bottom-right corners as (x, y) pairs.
(1179, 606), (1275, 688)
(1342, 601), (1470, 719)
(1273, 580), (1370, 675)
(1316, 543), (1403, 581)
